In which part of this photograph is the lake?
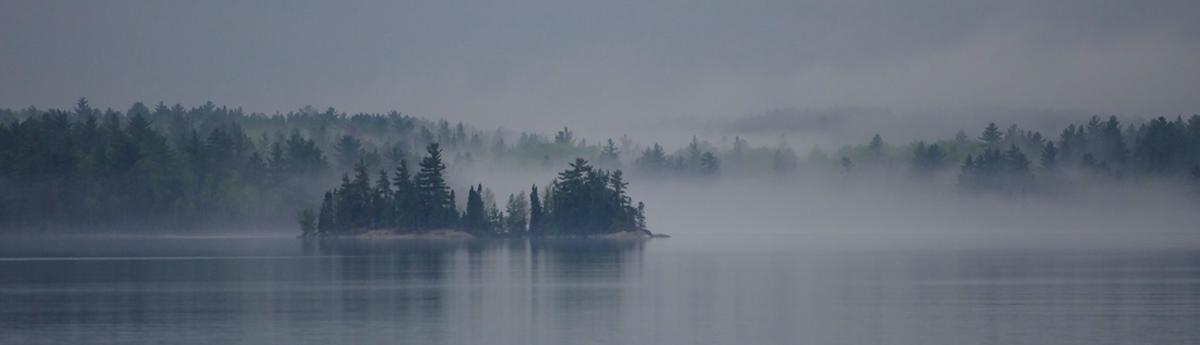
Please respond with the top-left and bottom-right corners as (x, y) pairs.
(1, 236), (1198, 344)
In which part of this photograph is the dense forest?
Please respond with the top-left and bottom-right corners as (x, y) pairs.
(0, 99), (652, 234)
(1, 98), (1198, 233)
(303, 143), (646, 237)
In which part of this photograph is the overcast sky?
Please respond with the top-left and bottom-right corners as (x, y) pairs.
(2, 0), (1198, 133)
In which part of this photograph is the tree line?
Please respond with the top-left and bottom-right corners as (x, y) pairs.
(302, 144), (647, 237)
(816, 115), (1200, 195)
(0, 99), (330, 231)
(0, 98), (661, 233)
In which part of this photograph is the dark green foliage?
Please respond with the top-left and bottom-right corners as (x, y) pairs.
(314, 143), (471, 234)
(529, 185), (543, 235)
(1040, 141), (1058, 172)
(416, 143), (454, 229)
(299, 209), (317, 235)
(505, 192), (529, 235)
(464, 185), (486, 233)
(391, 160), (417, 230)
(1134, 117), (1184, 174)
(867, 134), (884, 163)
(334, 134), (364, 172)
(911, 141), (947, 175)
(635, 143), (670, 175)
(598, 138), (621, 169)
(980, 123), (1003, 149)
(958, 146), (1032, 193)
(318, 192), (336, 233)
(373, 170), (393, 228)
(538, 158), (643, 236)
(0, 101), (332, 231)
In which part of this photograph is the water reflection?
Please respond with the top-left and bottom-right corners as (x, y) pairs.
(0, 238), (1198, 344)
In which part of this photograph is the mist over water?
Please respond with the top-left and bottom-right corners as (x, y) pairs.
(3, 1), (1200, 343)
(2, 237), (1198, 345)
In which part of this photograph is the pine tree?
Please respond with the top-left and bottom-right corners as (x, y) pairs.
(465, 185), (485, 233)
(867, 134), (884, 163)
(912, 142), (948, 175)
(318, 191), (336, 233)
(980, 123), (1004, 149)
(635, 202), (646, 230)
(1040, 141), (1058, 172)
(957, 155), (976, 191)
(350, 159), (373, 230)
(529, 185), (543, 235)
(686, 136), (703, 172)
(599, 138), (621, 168)
(416, 143), (450, 229)
(554, 127), (575, 146)
(374, 170), (393, 228)
(1005, 145), (1033, 190)
(505, 192), (529, 235)
(334, 134), (363, 172)
(699, 152), (720, 176)
(635, 144), (669, 175)
(392, 160), (416, 231)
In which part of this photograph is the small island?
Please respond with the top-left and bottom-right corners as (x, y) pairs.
(298, 143), (657, 239)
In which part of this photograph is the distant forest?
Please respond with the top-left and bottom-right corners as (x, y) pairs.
(1, 99), (1198, 233)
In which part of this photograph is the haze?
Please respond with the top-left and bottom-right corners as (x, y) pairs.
(3, 1), (1200, 247)
(4, 0), (1200, 137)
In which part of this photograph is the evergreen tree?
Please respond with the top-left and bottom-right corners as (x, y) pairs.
(373, 170), (393, 228)
(635, 202), (646, 230)
(635, 143), (669, 175)
(599, 138), (621, 168)
(529, 184), (543, 235)
(1040, 141), (1058, 172)
(505, 192), (529, 235)
(686, 136), (703, 172)
(699, 152), (720, 176)
(1005, 145), (1033, 191)
(911, 141), (947, 175)
(465, 185), (486, 233)
(980, 123), (1004, 150)
(318, 191), (335, 233)
(416, 143), (451, 229)
(349, 160), (373, 229)
(334, 134), (364, 172)
(867, 134), (884, 163)
(392, 160), (417, 231)
(958, 155), (977, 191)
(554, 127), (575, 146)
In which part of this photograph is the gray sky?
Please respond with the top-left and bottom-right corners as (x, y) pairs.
(2, 0), (1198, 133)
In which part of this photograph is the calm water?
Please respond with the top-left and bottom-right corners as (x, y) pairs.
(1, 236), (1198, 344)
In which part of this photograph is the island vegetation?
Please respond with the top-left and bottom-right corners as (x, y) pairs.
(300, 143), (647, 238)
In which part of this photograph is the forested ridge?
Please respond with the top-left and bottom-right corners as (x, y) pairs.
(2, 98), (1198, 234)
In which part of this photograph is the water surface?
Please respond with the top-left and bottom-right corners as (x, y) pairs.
(1, 236), (1198, 344)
